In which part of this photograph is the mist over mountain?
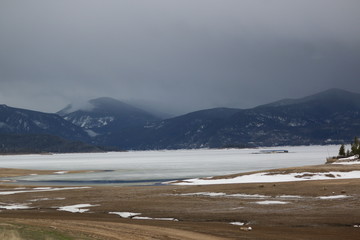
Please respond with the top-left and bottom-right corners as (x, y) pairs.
(58, 97), (160, 140)
(0, 88), (359, 152)
(97, 88), (358, 149)
(58, 88), (360, 149)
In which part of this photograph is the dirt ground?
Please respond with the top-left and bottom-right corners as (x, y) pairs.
(0, 165), (360, 239)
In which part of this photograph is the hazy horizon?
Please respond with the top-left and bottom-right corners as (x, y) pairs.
(1, 87), (358, 118)
(1, 1), (360, 115)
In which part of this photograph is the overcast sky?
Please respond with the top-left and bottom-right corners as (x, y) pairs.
(1, 0), (360, 115)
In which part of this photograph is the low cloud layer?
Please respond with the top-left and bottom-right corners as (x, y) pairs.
(1, 0), (360, 115)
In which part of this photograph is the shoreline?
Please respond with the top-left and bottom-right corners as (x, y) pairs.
(0, 163), (360, 239)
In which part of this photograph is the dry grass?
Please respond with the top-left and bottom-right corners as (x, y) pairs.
(0, 229), (22, 240)
(1, 165), (360, 239)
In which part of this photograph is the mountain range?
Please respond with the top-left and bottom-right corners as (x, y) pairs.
(1, 88), (359, 152)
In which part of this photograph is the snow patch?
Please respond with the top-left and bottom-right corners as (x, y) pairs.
(0, 187), (90, 196)
(29, 198), (50, 202)
(132, 216), (178, 221)
(29, 197), (65, 202)
(54, 171), (68, 174)
(109, 212), (178, 221)
(0, 204), (32, 210)
(57, 204), (98, 213)
(32, 120), (48, 129)
(229, 193), (267, 198)
(169, 171), (360, 185)
(178, 192), (226, 197)
(338, 155), (358, 161)
(175, 192), (267, 198)
(85, 129), (99, 137)
(109, 212), (141, 218)
(230, 222), (245, 226)
(254, 201), (289, 205)
(333, 161), (360, 165)
(318, 195), (349, 200)
(277, 195), (303, 199)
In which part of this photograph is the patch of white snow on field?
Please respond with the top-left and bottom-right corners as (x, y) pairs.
(178, 192), (226, 197)
(29, 198), (50, 202)
(169, 171), (360, 185)
(0, 204), (32, 210)
(230, 222), (245, 226)
(29, 197), (66, 202)
(54, 171), (68, 174)
(0, 187), (90, 195)
(58, 204), (98, 213)
(229, 193), (267, 198)
(318, 195), (349, 200)
(132, 216), (178, 221)
(338, 156), (358, 161)
(277, 195), (303, 199)
(176, 192), (267, 198)
(254, 201), (290, 205)
(109, 212), (178, 221)
(333, 161), (360, 165)
(109, 212), (141, 218)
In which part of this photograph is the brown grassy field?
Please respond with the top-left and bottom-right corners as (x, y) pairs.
(0, 165), (360, 239)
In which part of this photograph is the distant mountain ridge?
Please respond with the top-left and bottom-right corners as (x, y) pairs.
(98, 88), (360, 149)
(1, 88), (359, 152)
(0, 104), (89, 141)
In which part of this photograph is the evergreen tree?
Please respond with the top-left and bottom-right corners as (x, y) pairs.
(338, 144), (346, 157)
(351, 136), (360, 156)
(346, 149), (351, 157)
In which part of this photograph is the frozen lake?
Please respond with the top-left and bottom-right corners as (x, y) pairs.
(0, 145), (338, 185)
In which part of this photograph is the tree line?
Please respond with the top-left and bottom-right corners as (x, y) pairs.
(338, 136), (360, 158)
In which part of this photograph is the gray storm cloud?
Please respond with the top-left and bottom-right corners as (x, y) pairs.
(0, 0), (360, 115)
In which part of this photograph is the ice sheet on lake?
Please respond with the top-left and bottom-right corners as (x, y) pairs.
(0, 146), (340, 185)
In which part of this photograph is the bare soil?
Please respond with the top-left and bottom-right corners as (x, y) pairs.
(1, 165), (360, 239)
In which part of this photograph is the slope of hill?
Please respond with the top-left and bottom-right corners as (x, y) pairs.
(0, 104), (89, 142)
(58, 97), (160, 139)
(0, 134), (104, 154)
(1, 88), (359, 151)
(106, 88), (360, 149)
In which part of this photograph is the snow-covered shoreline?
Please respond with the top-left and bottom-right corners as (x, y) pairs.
(168, 170), (360, 185)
